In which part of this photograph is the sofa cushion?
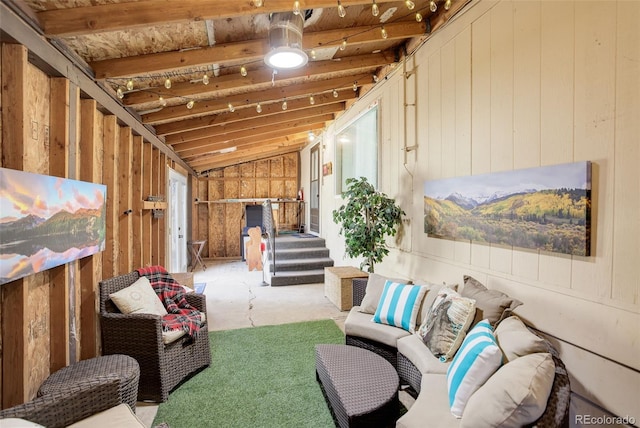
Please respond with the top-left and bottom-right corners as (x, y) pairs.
(0, 419), (44, 427)
(397, 334), (450, 375)
(447, 320), (503, 418)
(109, 276), (167, 316)
(345, 307), (410, 347)
(412, 281), (456, 327)
(68, 403), (145, 428)
(373, 281), (428, 332)
(417, 287), (476, 362)
(495, 316), (548, 362)
(460, 352), (555, 427)
(359, 273), (407, 315)
(461, 276), (522, 327)
(397, 374), (460, 428)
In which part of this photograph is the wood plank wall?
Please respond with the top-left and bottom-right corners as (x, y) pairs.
(192, 152), (300, 258)
(0, 42), (170, 407)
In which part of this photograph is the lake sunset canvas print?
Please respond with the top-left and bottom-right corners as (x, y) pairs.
(424, 162), (591, 256)
(0, 168), (106, 285)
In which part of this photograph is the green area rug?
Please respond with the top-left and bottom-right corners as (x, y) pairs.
(153, 319), (344, 428)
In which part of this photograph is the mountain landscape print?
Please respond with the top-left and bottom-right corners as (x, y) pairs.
(0, 168), (106, 285)
(424, 161), (591, 256)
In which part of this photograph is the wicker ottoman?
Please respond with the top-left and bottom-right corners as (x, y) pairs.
(38, 354), (140, 412)
(315, 344), (399, 428)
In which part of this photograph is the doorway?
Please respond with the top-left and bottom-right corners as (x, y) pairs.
(309, 143), (320, 233)
(167, 168), (188, 272)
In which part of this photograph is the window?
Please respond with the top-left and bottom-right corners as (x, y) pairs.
(335, 104), (378, 194)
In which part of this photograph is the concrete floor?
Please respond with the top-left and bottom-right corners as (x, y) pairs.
(136, 259), (349, 426)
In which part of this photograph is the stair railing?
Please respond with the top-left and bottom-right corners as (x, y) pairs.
(262, 199), (277, 276)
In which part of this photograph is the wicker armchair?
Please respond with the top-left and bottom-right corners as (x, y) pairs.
(0, 376), (122, 428)
(99, 271), (211, 402)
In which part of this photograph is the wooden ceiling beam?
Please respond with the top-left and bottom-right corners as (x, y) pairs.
(123, 52), (393, 106)
(179, 119), (331, 157)
(168, 104), (342, 145)
(143, 73), (370, 124)
(155, 90), (356, 136)
(38, 0), (412, 37)
(90, 21), (424, 79)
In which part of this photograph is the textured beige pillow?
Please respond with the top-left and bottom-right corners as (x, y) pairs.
(495, 316), (548, 362)
(460, 352), (555, 427)
(109, 276), (167, 316)
(359, 273), (407, 314)
(462, 275), (522, 327)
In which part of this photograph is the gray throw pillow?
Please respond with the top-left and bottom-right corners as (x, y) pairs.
(358, 273), (407, 314)
(462, 275), (522, 327)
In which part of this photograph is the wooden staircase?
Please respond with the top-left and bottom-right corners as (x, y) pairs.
(265, 235), (334, 286)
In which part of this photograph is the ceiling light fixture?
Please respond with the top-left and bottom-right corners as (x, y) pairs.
(240, 65), (248, 77)
(202, 74), (210, 85)
(126, 79), (134, 91)
(186, 100), (195, 109)
(430, 0), (437, 12)
(264, 12), (308, 70)
(340, 39), (347, 51)
(372, 0), (380, 16)
(164, 78), (172, 89)
(309, 95), (315, 105)
(256, 103), (262, 113)
(415, 12), (423, 22)
(445, 0), (452, 10)
(405, 0), (415, 10)
(381, 26), (388, 39)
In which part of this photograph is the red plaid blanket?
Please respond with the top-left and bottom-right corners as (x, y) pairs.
(136, 266), (202, 338)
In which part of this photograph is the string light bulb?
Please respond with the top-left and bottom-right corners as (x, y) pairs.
(430, 0), (437, 12)
(186, 100), (195, 109)
(405, 0), (415, 10)
(282, 99), (288, 110)
(256, 103), (262, 113)
(381, 26), (388, 39)
(340, 39), (347, 51)
(164, 78), (172, 89)
(371, 0), (379, 16)
(415, 12), (423, 22)
(116, 87), (124, 99)
(310, 49), (317, 59)
(126, 79), (134, 91)
(254, 0), (263, 6)
(352, 81), (358, 91)
(337, 0), (346, 18)
(372, 74), (379, 83)
(228, 102), (235, 113)
(293, 1), (301, 15)
(309, 95), (315, 105)
(240, 65), (248, 77)
(445, 0), (452, 10)
(202, 74), (210, 85)
(158, 96), (167, 106)
(332, 89), (339, 98)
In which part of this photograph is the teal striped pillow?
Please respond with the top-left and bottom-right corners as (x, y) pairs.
(447, 319), (503, 418)
(372, 281), (427, 332)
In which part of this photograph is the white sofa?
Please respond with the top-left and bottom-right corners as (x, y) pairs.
(344, 274), (571, 428)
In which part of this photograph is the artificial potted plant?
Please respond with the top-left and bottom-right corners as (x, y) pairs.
(332, 177), (405, 273)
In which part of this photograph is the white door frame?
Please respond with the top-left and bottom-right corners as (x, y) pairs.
(167, 167), (188, 272)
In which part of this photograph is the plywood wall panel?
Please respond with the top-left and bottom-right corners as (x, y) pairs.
(240, 178), (255, 199)
(48, 78), (70, 373)
(470, 13), (492, 176)
(225, 204), (242, 256)
(283, 153), (297, 177)
(271, 180), (284, 199)
(25, 61), (50, 173)
(26, 274), (49, 400)
(454, 27), (472, 178)
(427, 53), (442, 180)
(256, 179), (269, 198)
(78, 100), (103, 361)
(571, 2), (616, 298)
(224, 165), (239, 178)
(256, 159), (269, 177)
(209, 204), (224, 258)
(513, 1), (541, 169)
(489, 1), (514, 173)
(611, 1), (640, 304)
(441, 40), (456, 179)
(540, 1), (574, 165)
(224, 179), (239, 199)
(270, 157), (284, 177)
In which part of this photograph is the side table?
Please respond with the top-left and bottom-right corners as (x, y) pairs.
(324, 266), (369, 311)
(188, 240), (207, 272)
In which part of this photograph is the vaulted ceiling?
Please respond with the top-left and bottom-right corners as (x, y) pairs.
(15, 0), (471, 174)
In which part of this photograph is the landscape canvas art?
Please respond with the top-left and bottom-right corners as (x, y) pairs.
(424, 161), (591, 256)
(0, 168), (106, 285)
